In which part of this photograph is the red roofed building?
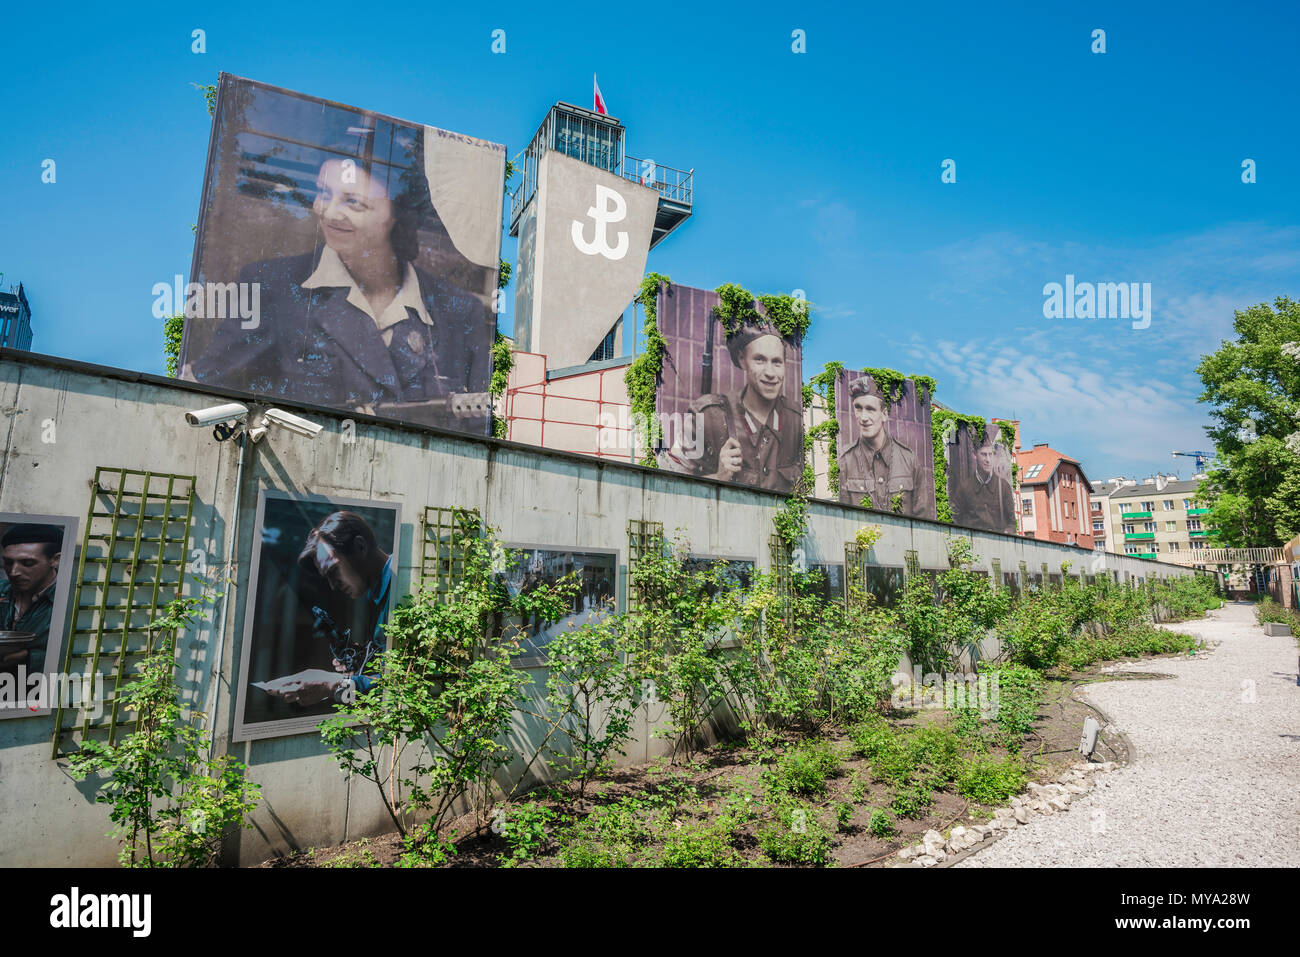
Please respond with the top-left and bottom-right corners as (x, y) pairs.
(1015, 442), (1095, 549)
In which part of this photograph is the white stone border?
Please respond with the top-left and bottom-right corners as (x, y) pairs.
(897, 761), (1119, 866)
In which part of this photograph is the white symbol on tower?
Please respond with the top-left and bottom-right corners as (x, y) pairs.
(571, 185), (630, 260)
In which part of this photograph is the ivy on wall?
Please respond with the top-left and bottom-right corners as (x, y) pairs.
(805, 362), (843, 494)
(773, 472), (811, 550)
(713, 283), (814, 340)
(490, 334), (514, 439)
(490, 257), (515, 439)
(624, 272), (672, 465)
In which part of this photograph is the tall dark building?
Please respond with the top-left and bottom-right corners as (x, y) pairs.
(0, 284), (33, 350)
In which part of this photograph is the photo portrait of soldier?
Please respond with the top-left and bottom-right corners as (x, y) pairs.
(180, 75), (503, 436)
(236, 494), (399, 738)
(0, 523), (63, 678)
(652, 283), (806, 494)
(836, 374), (937, 520)
(660, 320), (804, 492)
(948, 424), (1017, 534)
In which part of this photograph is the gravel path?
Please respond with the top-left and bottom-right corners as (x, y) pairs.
(958, 602), (1300, 867)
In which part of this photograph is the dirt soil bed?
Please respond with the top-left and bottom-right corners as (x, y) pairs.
(261, 654), (1189, 869)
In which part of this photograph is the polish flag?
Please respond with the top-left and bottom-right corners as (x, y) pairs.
(593, 75), (607, 115)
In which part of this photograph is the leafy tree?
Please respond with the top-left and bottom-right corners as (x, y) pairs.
(318, 518), (578, 850)
(1195, 296), (1300, 544)
(66, 595), (261, 867)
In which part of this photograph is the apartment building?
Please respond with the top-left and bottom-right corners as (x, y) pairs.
(1092, 475), (1211, 562)
(1015, 443), (1095, 549)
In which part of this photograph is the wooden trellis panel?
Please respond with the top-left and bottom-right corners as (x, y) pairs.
(52, 467), (196, 757)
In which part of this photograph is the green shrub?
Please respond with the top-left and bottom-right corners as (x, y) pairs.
(556, 798), (652, 868)
(848, 715), (896, 761)
(658, 815), (739, 868)
(956, 756), (1026, 805)
(866, 807), (896, 838)
(835, 802), (854, 830)
(984, 663), (1041, 749)
(889, 781), (933, 819)
(767, 738), (842, 797)
(496, 801), (558, 866)
(757, 802), (834, 865)
(905, 724), (963, 786)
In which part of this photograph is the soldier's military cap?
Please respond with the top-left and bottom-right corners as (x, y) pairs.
(848, 377), (889, 406)
(725, 322), (783, 368)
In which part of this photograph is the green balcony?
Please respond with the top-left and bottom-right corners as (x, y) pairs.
(1121, 510), (1152, 520)
(1189, 529), (1209, 537)
(1124, 532), (1155, 540)
(1187, 507), (1210, 516)
(1136, 552), (1157, 559)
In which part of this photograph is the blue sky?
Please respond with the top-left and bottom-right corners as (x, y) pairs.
(2, 0), (1297, 481)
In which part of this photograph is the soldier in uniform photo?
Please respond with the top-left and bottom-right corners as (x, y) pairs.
(838, 379), (934, 519)
(950, 430), (1017, 534)
(0, 523), (62, 677)
(660, 322), (803, 492)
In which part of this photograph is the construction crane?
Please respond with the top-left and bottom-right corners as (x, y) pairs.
(1172, 450), (1212, 472)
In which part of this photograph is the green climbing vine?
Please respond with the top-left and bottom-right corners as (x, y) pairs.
(490, 252), (516, 439)
(713, 283), (814, 340)
(773, 472), (811, 550)
(624, 272), (672, 465)
(490, 333), (514, 439)
(806, 362), (843, 493)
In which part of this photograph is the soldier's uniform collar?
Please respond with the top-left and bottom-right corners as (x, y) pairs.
(736, 386), (780, 436)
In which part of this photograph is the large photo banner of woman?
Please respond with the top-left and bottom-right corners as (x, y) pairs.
(234, 491), (401, 741)
(834, 369), (937, 520)
(180, 74), (505, 436)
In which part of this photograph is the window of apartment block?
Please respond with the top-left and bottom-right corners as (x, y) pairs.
(1182, 498), (1192, 509)
(1093, 521), (1104, 532)
(1091, 501), (1101, 512)
(1165, 521), (1177, 531)
(1125, 546), (1140, 554)
(1022, 498), (1033, 516)
(1163, 500), (1174, 510)
(1189, 518), (1203, 530)
(1143, 522), (1156, 532)
(1169, 542), (1180, 551)
(1140, 500), (1154, 510)
(1191, 540), (1206, 550)
(1122, 523), (1134, 533)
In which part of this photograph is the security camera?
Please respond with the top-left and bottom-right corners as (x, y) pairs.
(185, 403), (249, 427)
(261, 408), (323, 439)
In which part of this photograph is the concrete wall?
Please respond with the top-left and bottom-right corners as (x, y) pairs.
(0, 351), (1199, 866)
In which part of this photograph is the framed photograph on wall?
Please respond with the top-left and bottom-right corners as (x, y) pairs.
(500, 546), (619, 664)
(233, 491), (401, 741)
(0, 513), (78, 719)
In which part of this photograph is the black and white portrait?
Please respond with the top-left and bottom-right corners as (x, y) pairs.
(179, 75), (504, 435)
(946, 421), (1017, 535)
(655, 284), (805, 494)
(835, 371), (937, 520)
